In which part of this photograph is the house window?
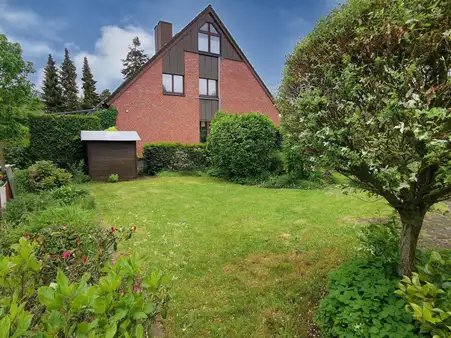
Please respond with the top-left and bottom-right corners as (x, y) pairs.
(162, 74), (184, 94)
(200, 121), (210, 143)
(199, 78), (217, 97)
(198, 23), (220, 54)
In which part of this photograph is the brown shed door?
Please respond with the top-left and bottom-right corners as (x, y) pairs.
(87, 141), (137, 181)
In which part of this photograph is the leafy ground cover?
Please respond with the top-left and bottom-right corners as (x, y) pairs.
(89, 175), (390, 337)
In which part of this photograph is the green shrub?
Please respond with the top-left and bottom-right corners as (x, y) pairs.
(108, 173), (119, 183)
(316, 258), (419, 337)
(51, 184), (90, 204)
(94, 107), (118, 130)
(358, 216), (401, 270)
(1, 192), (57, 226)
(396, 251), (451, 338)
(143, 143), (207, 175)
(12, 169), (29, 194)
(207, 112), (278, 180)
(67, 160), (90, 183)
(27, 160), (72, 192)
(282, 138), (311, 179)
(5, 143), (31, 169)
(0, 238), (169, 336)
(29, 113), (100, 167)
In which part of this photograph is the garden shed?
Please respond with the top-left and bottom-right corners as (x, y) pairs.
(81, 131), (140, 181)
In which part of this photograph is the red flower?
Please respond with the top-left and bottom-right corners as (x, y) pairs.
(83, 257), (87, 263)
(25, 233), (30, 239)
(63, 224), (67, 230)
(62, 252), (71, 259)
(133, 225), (137, 231)
(111, 226), (116, 232)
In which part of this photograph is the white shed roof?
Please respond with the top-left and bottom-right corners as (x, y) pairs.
(80, 131), (141, 141)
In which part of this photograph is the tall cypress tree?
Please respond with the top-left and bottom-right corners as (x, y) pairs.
(42, 54), (63, 113)
(81, 56), (99, 109)
(60, 48), (79, 111)
(121, 37), (149, 80)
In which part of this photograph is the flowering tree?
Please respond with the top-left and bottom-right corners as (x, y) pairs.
(278, 0), (451, 275)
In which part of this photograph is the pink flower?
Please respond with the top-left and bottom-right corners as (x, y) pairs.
(111, 226), (116, 233)
(83, 257), (87, 263)
(25, 233), (29, 239)
(62, 252), (71, 259)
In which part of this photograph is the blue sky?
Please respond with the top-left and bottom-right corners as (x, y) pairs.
(0, 0), (340, 94)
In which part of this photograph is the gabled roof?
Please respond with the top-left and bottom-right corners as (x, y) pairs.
(108, 5), (274, 104)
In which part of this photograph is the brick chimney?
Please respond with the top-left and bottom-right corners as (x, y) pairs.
(154, 21), (173, 53)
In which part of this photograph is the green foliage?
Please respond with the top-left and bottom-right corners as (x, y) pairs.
(278, 0), (451, 274)
(0, 238), (169, 336)
(261, 173), (334, 189)
(27, 161), (72, 192)
(81, 57), (100, 109)
(5, 143), (31, 169)
(121, 37), (149, 80)
(358, 216), (401, 269)
(51, 185), (89, 205)
(143, 143), (207, 175)
(0, 34), (34, 145)
(12, 169), (29, 195)
(108, 174), (119, 183)
(67, 160), (90, 184)
(94, 108), (118, 130)
(29, 113), (100, 167)
(207, 112), (278, 180)
(1, 191), (57, 226)
(60, 48), (79, 112)
(42, 54), (63, 113)
(316, 258), (419, 338)
(282, 139), (311, 179)
(396, 251), (451, 338)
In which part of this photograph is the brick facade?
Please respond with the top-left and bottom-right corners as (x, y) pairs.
(112, 52), (279, 155)
(112, 52), (200, 155)
(220, 58), (280, 124)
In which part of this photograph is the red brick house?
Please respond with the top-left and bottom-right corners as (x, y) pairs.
(107, 5), (279, 154)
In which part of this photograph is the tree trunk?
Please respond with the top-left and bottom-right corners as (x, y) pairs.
(398, 208), (427, 276)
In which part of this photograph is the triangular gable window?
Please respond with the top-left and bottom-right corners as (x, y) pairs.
(198, 23), (220, 54)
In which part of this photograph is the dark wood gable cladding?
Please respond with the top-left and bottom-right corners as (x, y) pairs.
(109, 5), (274, 107)
(200, 100), (219, 121)
(162, 12), (242, 75)
(199, 55), (218, 79)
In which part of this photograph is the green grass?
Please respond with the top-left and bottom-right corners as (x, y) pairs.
(89, 175), (390, 337)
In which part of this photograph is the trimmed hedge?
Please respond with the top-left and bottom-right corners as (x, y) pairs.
(29, 114), (100, 167)
(94, 108), (118, 130)
(207, 112), (279, 180)
(143, 142), (207, 175)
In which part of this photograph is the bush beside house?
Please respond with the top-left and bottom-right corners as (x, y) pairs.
(207, 112), (280, 181)
(143, 143), (207, 175)
(29, 113), (100, 167)
(94, 108), (118, 130)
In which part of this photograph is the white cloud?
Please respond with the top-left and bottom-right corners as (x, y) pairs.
(0, 2), (66, 41)
(73, 25), (154, 92)
(8, 35), (56, 58)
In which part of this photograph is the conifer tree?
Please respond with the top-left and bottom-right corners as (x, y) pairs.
(121, 37), (149, 80)
(42, 54), (63, 113)
(81, 56), (99, 109)
(60, 48), (79, 111)
(99, 89), (111, 103)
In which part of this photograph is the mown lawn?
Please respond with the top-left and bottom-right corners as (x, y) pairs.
(89, 175), (390, 337)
